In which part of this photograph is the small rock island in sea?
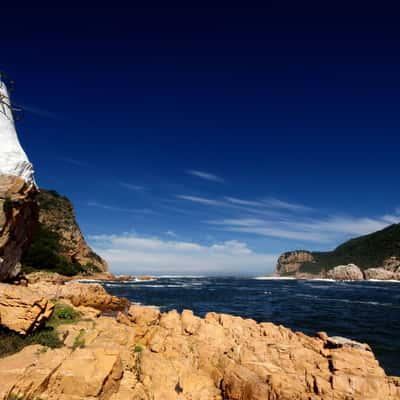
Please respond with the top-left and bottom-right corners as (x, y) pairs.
(0, 75), (399, 399)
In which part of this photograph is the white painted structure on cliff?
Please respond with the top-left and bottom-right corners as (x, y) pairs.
(0, 75), (35, 186)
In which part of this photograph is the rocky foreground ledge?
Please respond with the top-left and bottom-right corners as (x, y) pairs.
(0, 280), (399, 400)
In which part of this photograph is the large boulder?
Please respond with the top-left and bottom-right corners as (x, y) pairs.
(29, 281), (129, 312)
(0, 283), (54, 334)
(327, 263), (364, 280)
(364, 268), (400, 280)
(0, 175), (38, 281)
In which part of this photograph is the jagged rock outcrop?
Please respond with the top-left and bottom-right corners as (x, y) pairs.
(327, 264), (364, 280)
(0, 298), (399, 399)
(0, 283), (53, 334)
(382, 256), (400, 272)
(0, 176), (38, 281)
(29, 280), (129, 313)
(276, 250), (314, 275)
(36, 189), (108, 272)
(364, 268), (400, 280)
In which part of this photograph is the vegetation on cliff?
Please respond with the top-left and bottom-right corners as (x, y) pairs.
(21, 189), (107, 276)
(291, 223), (400, 274)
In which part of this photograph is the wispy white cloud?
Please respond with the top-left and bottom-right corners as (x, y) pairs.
(119, 182), (145, 192)
(263, 197), (314, 212)
(22, 104), (67, 121)
(89, 233), (277, 275)
(165, 230), (178, 237)
(224, 197), (265, 207)
(187, 170), (225, 183)
(208, 214), (400, 243)
(176, 195), (224, 206)
(87, 201), (157, 215)
(61, 157), (93, 168)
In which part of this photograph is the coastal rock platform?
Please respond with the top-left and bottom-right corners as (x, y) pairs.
(0, 280), (399, 399)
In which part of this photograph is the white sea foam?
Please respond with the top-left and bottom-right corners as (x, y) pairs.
(253, 276), (296, 280)
(154, 275), (206, 278)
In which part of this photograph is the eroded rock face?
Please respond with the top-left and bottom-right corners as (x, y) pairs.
(29, 281), (129, 312)
(0, 302), (399, 399)
(0, 175), (38, 281)
(382, 256), (400, 272)
(37, 189), (108, 272)
(327, 264), (364, 280)
(0, 283), (54, 334)
(364, 268), (400, 280)
(276, 250), (314, 275)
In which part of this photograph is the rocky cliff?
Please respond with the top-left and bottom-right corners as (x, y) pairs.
(275, 224), (400, 279)
(22, 189), (108, 275)
(0, 176), (38, 281)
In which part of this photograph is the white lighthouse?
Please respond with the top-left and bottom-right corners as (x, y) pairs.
(0, 74), (36, 187)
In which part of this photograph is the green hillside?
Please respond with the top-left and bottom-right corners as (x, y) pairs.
(299, 223), (400, 274)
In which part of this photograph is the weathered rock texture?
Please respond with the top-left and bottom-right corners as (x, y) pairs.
(0, 283), (54, 334)
(0, 294), (399, 399)
(0, 175), (38, 281)
(276, 250), (314, 275)
(28, 280), (129, 313)
(36, 189), (108, 272)
(364, 267), (400, 280)
(327, 264), (364, 281)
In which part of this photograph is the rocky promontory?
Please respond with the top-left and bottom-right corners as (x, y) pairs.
(0, 279), (399, 399)
(275, 224), (400, 280)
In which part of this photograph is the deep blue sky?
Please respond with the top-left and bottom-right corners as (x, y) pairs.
(2, 5), (400, 275)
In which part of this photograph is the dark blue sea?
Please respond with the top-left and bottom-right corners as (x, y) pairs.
(99, 277), (400, 376)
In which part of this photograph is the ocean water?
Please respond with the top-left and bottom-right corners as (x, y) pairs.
(100, 277), (400, 376)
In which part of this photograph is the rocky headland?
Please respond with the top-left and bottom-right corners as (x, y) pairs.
(275, 224), (400, 280)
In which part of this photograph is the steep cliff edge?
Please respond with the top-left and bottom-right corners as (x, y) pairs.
(22, 189), (108, 276)
(0, 176), (38, 281)
(275, 224), (400, 278)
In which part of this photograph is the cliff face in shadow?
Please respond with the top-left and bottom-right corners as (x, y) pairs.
(0, 176), (38, 281)
(22, 189), (108, 276)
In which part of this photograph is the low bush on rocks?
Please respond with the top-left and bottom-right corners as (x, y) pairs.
(0, 302), (80, 358)
(0, 326), (63, 358)
(46, 303), (80, 328)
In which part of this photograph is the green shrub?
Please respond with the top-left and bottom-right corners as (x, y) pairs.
(134, 344), (143, 353)
(21, 223), (85, 276)
(72, 330), (85, 350)
(46, 303), (80, 328)
(0, 326), (62, 359)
